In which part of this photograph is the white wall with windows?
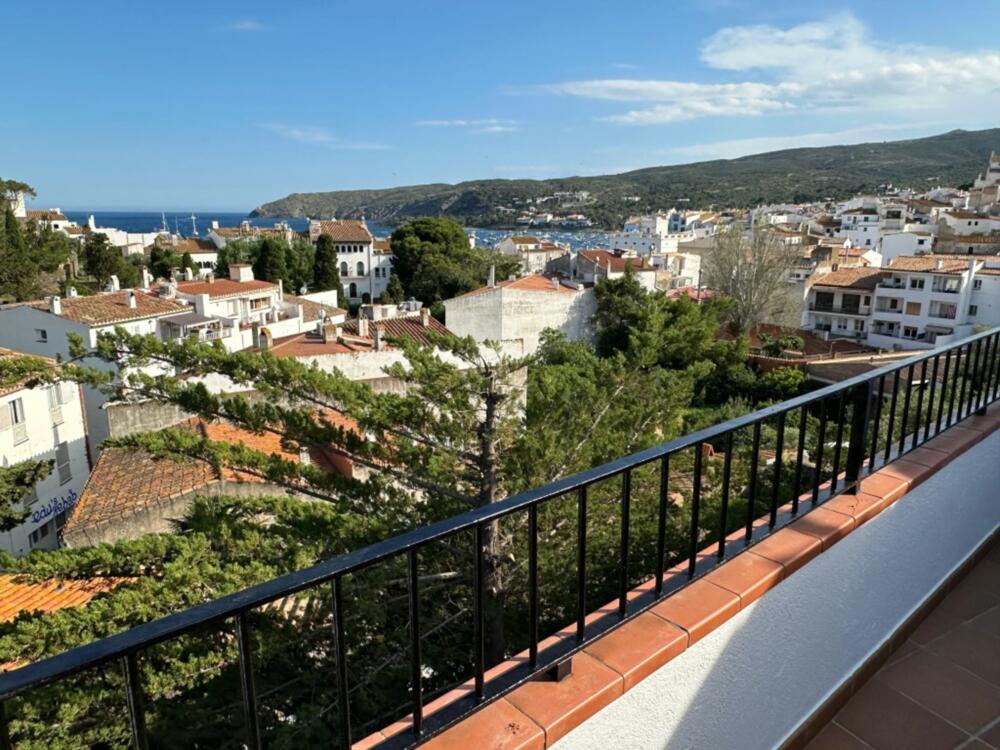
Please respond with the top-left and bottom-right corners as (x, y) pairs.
(0, 379), (89, 555)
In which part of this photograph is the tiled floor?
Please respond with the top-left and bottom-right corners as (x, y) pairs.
(807, 539), (1000, 750)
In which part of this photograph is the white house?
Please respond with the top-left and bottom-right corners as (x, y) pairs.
(495, 236), (569, 275)
(0, 289), (190, 450)
(0, 349), (89, 555)
(840, 207), (881, 248)
(878, 231), (935, 264)
(549, 249), (659, 292)
(443, 274), (596, 354)
(308, 220), (390, 303)
(170, 238), (219, 276)
(801, 267), (880, 342)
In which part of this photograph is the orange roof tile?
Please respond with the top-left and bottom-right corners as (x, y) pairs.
(313, 220), (372, 243)
(26, 290), (188, 326)
(0, 347), (57, 397)
(0, 574), (125, 623)
(450, 274), (581, 300)
(175, 278), (277, 299)
(809, 267), (881, 290)
(887, 256), (975, 274)
(578, 249), (653, 273)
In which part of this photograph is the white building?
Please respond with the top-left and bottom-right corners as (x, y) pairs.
(549, 249), (659, 292)
(443, 274), (596, 354)
(966, 151), (1000, 211)
(878, 231), (935, 265)
(0, 349), (89, 555)
(170, 238), (219, 276)
(801, 267), (879, 343)
(840, 207), (881, 248)
(308, 220), (390, 303)
(495, 236), (569, 275)
(0, 289), (191, 449)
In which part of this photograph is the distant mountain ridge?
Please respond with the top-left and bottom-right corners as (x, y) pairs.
(250, 128), (1000, 229)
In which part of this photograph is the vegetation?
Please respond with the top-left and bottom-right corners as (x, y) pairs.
(251, 128), (1000, 228)
(1, 262), (988, 748)
(389, 217), (519, 307)
(0, 202), (73, 302)
(312, 233), (346, 302)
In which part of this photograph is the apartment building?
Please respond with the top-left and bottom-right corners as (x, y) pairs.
(801, 266), (879, 342)
(0, 349), (89, 555)
(495, 235), (569, 275)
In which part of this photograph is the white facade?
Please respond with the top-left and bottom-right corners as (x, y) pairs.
(878, 231), (934, 264)
(308, 220), (389, 304)
(0, 369), (89, 555)
(840, 208), (881, 248)
(443, 276), (596, 354)
(495, 236), (569, 275)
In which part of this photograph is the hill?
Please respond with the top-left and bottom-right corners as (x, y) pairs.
(250, 128), (999, 229)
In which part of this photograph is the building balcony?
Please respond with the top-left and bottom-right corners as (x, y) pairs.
(879, 280), (906, 289)
(874, 306), (902, 314)
(808, 303), (868, 316)
(1, 331), (999, 750)
(931, 286), (961, 295)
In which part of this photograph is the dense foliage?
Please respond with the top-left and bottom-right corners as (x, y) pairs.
(0, 204), (73, 302)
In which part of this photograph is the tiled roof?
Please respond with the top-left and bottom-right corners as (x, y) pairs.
(373, 238), (393, 254)
(171, 238), (217, 253)
(313, 220), (373, 243)
(175, 278), (277, 299)
(25, 209), (67, 221)
(578, 249), (652, 273)
(0, 575), (125, 623)
(938, 234), (1000, 244)
(26, 291), (188, 326)
(343, 315), (452, 347)
(944, 210), (983, 220)
(809, 267), (881, 290)
(450, 274), (581, 300)
(887, 256), (974, 274)
(66, 415), (345, 537)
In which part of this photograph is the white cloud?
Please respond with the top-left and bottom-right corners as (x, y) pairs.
(666, 124), (931, 160)
(258, 124), (388, 151)
(521, 14), (1000, 125)
(228, 19), (267, 32)
(416, 118), (519, 133)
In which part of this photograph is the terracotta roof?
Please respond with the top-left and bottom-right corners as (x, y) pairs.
(578, 249), (652, 273)
(373, 238), (392, 254)
(0, 574), (125, 623)
(944, 210), (984, 220)
(66, 415), (353, 537)
(733, 324), (873, 357)
(260, 331), (374, 357)
(343, 315), (452, 347)
(25, 209), (67, 221)
(938, 234), (1000, 244)
(175, 278), (277, 299)
(842, 208), (878, 216)
(809, 267), (881, 290)
(211, 225), (290, 239)
(171, 238), (218, 253)
(666, 286), (717, 301)
(313, 220), (373, 243)
(886, 256), (975, 274)
(26, 290), (187, 326)
(450, 274), (581, 300)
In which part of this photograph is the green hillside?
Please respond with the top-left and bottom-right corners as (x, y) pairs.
(250, 128), (999, 229)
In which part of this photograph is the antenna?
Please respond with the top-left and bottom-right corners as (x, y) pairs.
(189, 214), (199, 236)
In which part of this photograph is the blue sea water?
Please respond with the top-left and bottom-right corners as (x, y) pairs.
(61, 211), (615, 251)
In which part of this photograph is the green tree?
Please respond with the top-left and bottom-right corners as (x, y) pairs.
(390, 218), (518, 304)
(0, 206), (40, 301)
(253, 237), (288, 283)
(0, 178), (35, 207)
(380, 273), (405, 304)
(312, 233), (346, 302)
(148, 246), (180, 280)
(591, 267), (649, 357)
(180, 251), (196, 272)
(81, 232), (120, 288)
(0, 460), (53, 532)
(285, 238), (315, 294)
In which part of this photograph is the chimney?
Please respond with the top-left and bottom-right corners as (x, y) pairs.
(488, 264), (496, 288)
(936, 259), (944, 270)
(164, 281), (177, 299)
(357, 317), (369, 338)
(140, 267), (153, 289)
(184, 267), (195, 281)
(66, 286), (78, 298)
(206, 271), (214, 284)
(259, 327), (273, 351)
(211, 220), (219, 230)
(551, 277), (560, 289)
(420, 308), (430, 327)
(49, 295), (62, 315)
(108, 274), (120, 292)
(298, 448), (311, 466)
(374, 326), (384, 351)
(277, 279), (284, 300)
(127, 290), (137, 309)
(321, 322), (337, 343)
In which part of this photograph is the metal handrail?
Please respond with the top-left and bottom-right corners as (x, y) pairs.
(2, 326), (999, 750)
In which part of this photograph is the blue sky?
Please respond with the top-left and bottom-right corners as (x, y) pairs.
(2, 1), (998, 211)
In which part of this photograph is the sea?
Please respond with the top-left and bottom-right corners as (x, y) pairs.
(61, 211), (616, 251)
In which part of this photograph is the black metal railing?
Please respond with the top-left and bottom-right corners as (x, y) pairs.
(2, 327), (1000, 750)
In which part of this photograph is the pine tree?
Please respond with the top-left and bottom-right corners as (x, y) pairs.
(81, 232), (121, 288)
(380, 273), (405, 304)
(312, 233), (346, 303)
(0, 206), (40, 301)
(252, 237), (288, 283)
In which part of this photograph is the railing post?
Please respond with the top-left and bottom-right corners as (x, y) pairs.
(845, 380), (872, 495)
(0, 701), (11, 750)
(121, 653), (149, 750)
(235, 614), (262, 750)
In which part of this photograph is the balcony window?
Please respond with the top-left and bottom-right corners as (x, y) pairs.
(905, 302), (921, 316)
(970, 305), (978, 317)
(56, 441), (71, 485)
(903, 326), (918, 339)
(910, 278), (925, 290)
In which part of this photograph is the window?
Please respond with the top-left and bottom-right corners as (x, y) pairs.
(973, 279), (983, 290)
(47, 385), (64, 425)
(29, 520), (54, 547)
(356, 262), (365, 276)
(905, 302), (921, 316)
(910, 278), (925, 289)
(969, 305), (978, 317)
(340, 262), (349, 276)
(903, 326), (918, 339)
(35, 329), (47, 343)
(56, 441), (71, 485)
(348, 283), (357, 298)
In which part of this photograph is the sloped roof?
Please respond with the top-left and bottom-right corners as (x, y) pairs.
(887, 256), (974, 274)
(175, 278), (277, 299)
(0, 347), (57, 397)
(343, 315), (453, 347)
(26, 291), (187, 326)
(171, 238), (218, 253)
(313, 220), (373, 243)
(450, 274), (580, 300)
(0, 575), (126, 623)
(578, 249), (653, 273)
(809, 267), (881, 290)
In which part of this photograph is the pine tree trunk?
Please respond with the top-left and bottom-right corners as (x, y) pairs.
(478, 373), (506, 665)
